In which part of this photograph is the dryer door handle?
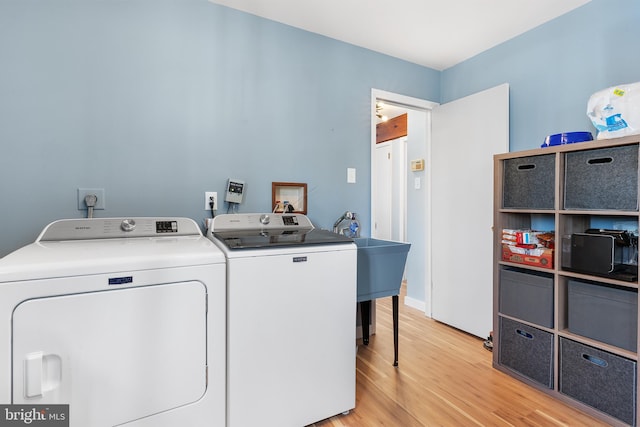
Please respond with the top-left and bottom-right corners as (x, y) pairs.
(24, 352), (43, 398)
(23, 351), (62, 398)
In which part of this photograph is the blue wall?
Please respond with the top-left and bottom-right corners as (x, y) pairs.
(1, 0), (639, 310)
(0, 0), (439, 257)
(442, 0), (640, 152)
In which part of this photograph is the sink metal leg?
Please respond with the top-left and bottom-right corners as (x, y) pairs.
(360, 296), (399, 366)
(392, 295), (399, 367)
(360, 300), (371, 345)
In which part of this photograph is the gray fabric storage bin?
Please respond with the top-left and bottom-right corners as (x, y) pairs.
(499, 267), (553, 328)
(564, 145), (639, 211)
(560, 337), (637, 426)
(568, 279), (638, 352)
(498, 316), (553, 388)
(503, 154), (555, 209)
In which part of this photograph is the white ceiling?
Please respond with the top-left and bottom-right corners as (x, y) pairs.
(208, 0), (591, 71)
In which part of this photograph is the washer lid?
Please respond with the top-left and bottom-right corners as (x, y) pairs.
(213, 228), (353, 250)
(209, 213), (353, 249)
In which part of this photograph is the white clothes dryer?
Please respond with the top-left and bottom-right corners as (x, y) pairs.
(0, 217), (226, 427)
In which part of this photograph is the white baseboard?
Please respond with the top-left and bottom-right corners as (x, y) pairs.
(404, 295), (426, 313)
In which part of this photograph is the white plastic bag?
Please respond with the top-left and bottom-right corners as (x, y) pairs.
(587, 82), (640, 139)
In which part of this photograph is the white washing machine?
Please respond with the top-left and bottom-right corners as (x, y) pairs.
(208, 213), (357, 427)
(0, 217), (226, 427)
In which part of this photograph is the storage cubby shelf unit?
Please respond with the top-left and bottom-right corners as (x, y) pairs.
(493, 135), (640, 427)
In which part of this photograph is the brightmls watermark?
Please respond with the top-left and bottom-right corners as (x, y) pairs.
(0, 405), (68, 426)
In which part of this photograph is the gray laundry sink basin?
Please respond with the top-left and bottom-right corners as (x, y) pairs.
(354, 238), (411, 302)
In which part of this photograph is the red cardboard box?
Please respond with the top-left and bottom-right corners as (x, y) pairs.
(502, 244), (554, 269)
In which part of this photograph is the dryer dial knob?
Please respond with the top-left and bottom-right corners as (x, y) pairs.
(259, 214), (270, 225)
(121, 219), (136, 232)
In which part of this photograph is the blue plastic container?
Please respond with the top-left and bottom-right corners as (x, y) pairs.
(354, 238), (411, 301)
(541, 131), (593, 148)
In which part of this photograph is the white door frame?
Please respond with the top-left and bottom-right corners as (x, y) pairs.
(371, 89), (438, 316)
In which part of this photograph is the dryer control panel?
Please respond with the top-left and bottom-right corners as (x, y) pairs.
(37, 217), (202, 241)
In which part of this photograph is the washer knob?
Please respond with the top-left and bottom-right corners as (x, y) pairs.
(259, 214), (270, 225)
(121, 219), (136, 232)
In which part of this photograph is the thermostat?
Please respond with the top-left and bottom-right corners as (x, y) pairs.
(225, 179), (245, 204)
(411, 159), (425, 171)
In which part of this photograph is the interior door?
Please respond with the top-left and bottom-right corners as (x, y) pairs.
(373, 142), (393, 239)
(373, 138), (407, 241)
(430, 83), (509, 338)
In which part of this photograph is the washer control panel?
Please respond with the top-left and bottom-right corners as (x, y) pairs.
(210, 213), (311, 232)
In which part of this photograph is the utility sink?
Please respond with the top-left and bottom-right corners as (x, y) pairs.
(354, 238), (411, 302)
(354, 238), (410, 366)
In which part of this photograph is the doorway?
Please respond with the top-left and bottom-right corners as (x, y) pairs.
(371, 85), (509, 337)
(371, 89), (437, 315)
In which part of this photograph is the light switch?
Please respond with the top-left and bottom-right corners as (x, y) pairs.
(347, 168), (356, 184)
(414, 177), (421, 189)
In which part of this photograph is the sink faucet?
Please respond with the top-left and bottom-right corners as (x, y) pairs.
(333, 211), (354, 234)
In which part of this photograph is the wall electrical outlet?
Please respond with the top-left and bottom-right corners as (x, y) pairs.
(77, 188), (105, 210)
(205, 192), (218, 211)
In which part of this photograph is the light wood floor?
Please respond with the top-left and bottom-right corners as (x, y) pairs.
(310, 286), (608, 427)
